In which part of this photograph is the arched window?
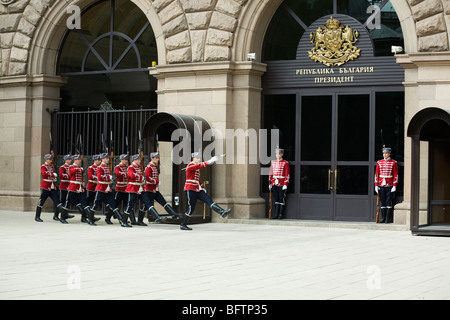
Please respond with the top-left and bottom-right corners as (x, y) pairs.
(57, 0), (158, 111)
(263, 0), (403, 61)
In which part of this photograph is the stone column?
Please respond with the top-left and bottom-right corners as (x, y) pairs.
(396, 52), (450, 227)
(150, 61), (267, 220)
(0, 74), (65, 211)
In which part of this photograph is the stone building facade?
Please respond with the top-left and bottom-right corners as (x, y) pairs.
(1, 0), (450, 232)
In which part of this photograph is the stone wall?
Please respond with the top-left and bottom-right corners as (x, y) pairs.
(407, 0), (450, 51)
(2, 0), (450, 77)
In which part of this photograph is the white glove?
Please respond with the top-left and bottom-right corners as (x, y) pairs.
(391, 186), (396, 193)
(207, 156), (219, 164)
(53, 173), (58, 178)
(268, 185), (272, 191)
(375, 186), (379, 194)
(282, 185), (287, 190)
(109, 174), (113, 181)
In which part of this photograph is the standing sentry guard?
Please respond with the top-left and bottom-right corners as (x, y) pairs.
(375, 147), (398, 224)
(268, 147), (290, 220)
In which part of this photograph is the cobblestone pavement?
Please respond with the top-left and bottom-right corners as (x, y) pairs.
(1, 210), (449, 300)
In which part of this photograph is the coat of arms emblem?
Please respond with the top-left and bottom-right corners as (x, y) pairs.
(308, 17), (360, 67)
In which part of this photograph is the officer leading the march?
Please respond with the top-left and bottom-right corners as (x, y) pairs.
(180, 152), (231, 231)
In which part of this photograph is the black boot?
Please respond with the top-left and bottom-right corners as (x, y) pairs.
(35, 206), (43, 222)
(60, 207), (69, 224)
(386, 208), (393, 224)
(164, 204), (181, 220)
(278, 204), (285, 220)
(85, 207), (97, 226)
(129, 210), (138, 225)
(211, 203), (231, 218)
(78, 204), (88, 223)
(137, 209), (148, 226)
(272, 204), (280, 219)
(180, 214), (192, 230)
(105, 206), (114, 224)
(120, 212), (132, 228)
(379, 208), (386, 223)
(53, 206), (60, 221)
(148, 206), (165, 223)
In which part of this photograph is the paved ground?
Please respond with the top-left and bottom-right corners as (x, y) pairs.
(1, 210), (450, 300)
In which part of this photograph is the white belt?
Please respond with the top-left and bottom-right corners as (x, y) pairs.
(98, 181), (111, 185)
(116, 181), (127, 185)
(186, 179), (201, 185)
(273, 176), (285, 179)
(379, 175), (393, 178)
(43, 179), (56, 183)
(70, 181), (83, 185)
(88, 180), (98, 184)
(128, 182), (144, 186)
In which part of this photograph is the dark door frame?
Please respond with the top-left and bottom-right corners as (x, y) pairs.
(408, 107), (450, 236)
(262, 85), (404, 221)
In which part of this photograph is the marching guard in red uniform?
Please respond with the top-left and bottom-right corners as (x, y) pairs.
(91, 153), (130, 227)
(58, 154), (74, 221)
(35, 154), (64, 222)
(114, 154), (129, 209)
(269, 147), (290, 219)
(86, 155), (101, 206)
(375, 147), (398, 223)
(143, 152), (181, 223)
(61, 154), (99, 225)
(180, 153), (231, 231)
(124, 154), (152, 226)
(59, 154), (72, 207)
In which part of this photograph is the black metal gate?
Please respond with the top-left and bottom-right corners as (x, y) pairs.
(50, 107), (157, 214)
(51, 107), (157, 159)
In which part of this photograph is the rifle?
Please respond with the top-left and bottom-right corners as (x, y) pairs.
(156, 133), (160, 176)
(49, 132), (56, 172)
(77, 134), (85, 184)
(269, 189), (273, 219)
(376, 192), (380, 223)
(110, 130), (114, 172)
(138, 130), (144, 171)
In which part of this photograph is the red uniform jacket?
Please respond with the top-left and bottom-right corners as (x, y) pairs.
(59, 163), (70, 191)
(115, 163), (128, 192)
(68, 164), (85, 193)
(40, 163), (57, 191)
(375, 158), (398, 187)
(269, 159), (290, 187)
(86, 164), (98, 192)
(126, 163), (144, 194)
(144, 162), (159, 193)
(184, 161), (208, 192)
(96, 162), (113, 193)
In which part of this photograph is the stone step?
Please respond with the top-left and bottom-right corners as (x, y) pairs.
(227, 218), (409, 231)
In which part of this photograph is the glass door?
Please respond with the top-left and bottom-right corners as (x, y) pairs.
(299, 93), (372, 221)
(299, 95), (334, 220)
(334, 94), (371, 221)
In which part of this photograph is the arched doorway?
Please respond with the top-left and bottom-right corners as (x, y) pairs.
(408, 108), (450, 236)
(143, 112), (214, 224)
(261, 0), (405, 222)
(57, 0), (158, 111)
